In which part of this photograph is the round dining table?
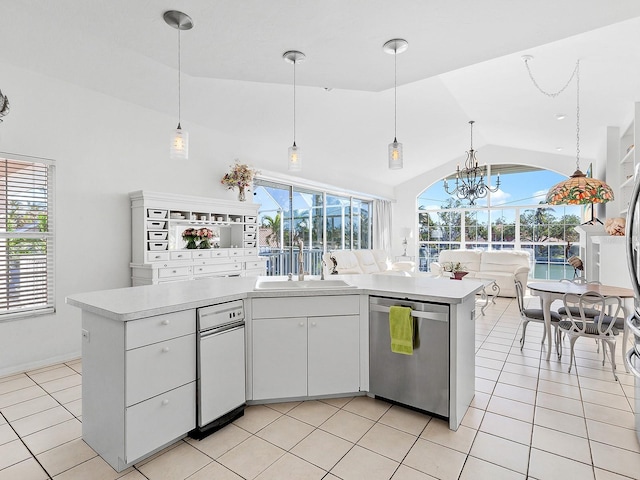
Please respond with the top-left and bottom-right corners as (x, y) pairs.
(528, 281), (636, 367)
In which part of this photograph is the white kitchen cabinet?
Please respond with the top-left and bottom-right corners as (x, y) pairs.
(130, 191), (265, 285)
(250, 295), (360, 401)
(81, 309), (196, 472)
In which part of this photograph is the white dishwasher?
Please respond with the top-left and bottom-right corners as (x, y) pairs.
(192, 300), (246, 439)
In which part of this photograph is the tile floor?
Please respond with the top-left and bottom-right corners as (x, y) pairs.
(1, 295), (640, 479)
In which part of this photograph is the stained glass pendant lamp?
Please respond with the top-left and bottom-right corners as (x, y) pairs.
(164, 10), (193, 161)
(383, 39), (408, 170)
(283, 50), (306, 171)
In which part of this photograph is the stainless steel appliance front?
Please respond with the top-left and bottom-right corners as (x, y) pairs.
(369, 296), (449, 418)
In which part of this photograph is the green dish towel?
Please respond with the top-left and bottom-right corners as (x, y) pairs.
(389, 306), (414, 355)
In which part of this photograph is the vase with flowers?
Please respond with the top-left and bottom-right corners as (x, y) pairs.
(221, 161), (259, 202)
(442, 261), (468, 280)
(197, 228), (214, 249)
(182, 228), (199, 249)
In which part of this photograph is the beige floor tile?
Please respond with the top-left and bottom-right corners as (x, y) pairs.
(378, 404), (431, 436)
(28, 365), (77, 385)
(586, 419), (640, 454)
(264, 401), (301, 414)
(185, 461), (243, 480)
(477, 349), (508, 362)
(342, 396), (391, 421)
(68, 363), (82, 375)
(0, 438), (32, 470)
(403, 438), (466, 480)
(137, 442), (212, 480)
(486, 396), (535, 423)
(480, 342), (511, 354)
(233, 404), (282, 433)
(536, 391), (584, 416)
(0, 385), (46, 409)
(537, 378), (582, 399)
(493, 382), (537, 404)
(594, 467), (636, 479)
(255, 452), (325, 480)
(287, 400), (339, 427)
(537, 367), (580, 385)
(476, 366), (501, 381)
(331, 445), (399, 480)
(22, 418), (82, 454)
(187, 424), (251, 459)
(505, 353), (540, 368)
(583, 402), (636, 430)
(291, 429), (353, 471)
(532, 425), (591, 464)
(357, 422), (417, 462)
(470, 391), (490, 410)
(320, 409), (375, 443)
(0, 394), (58, 422)
(63, 399), (82, 418)
(35, 438), (97, 477)
(498, 371), (539, 390)
(476, 377), (497, 394)
(256, 414), (314, 450)
(528, 448), (595, 479)
(0, 457), (49, 480)
(420, 418), (476, 454)
(476, 356), (506, 370)
(469, 432), (529, 474)
(12, 405), (74, 437)
(580, 376), (626, 394)
(391, 464), (438, 480)
(460, 456), (525, 480)
(39, 375), (82, 395)
(534, 406), (587, 438)
(50, 385), (82, 405)
(218, 435), (285, 479)
(479, 411), (532, 445)
(319, 396), (353, 408)
(461, 407), (484, 430)
(0, 373), (27, 384)
(582, 389), (633, 412)
(0, 376), (36, 395)
(28, 363), (66, 375)
(53, 455), (133, 480)
(0, 423), (18, 446)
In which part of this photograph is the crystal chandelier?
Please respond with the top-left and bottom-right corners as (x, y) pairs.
(443, 120), (500, 205)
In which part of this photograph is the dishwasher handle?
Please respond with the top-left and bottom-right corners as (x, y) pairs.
(370, 304), (448, 323)
(200, 321), (245, 339)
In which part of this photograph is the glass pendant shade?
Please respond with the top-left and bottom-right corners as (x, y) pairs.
(288, 143), (301, 171)
(388, 139), (403, 170)
(170, 125), (189, 160)
(546, 169), (614, 205)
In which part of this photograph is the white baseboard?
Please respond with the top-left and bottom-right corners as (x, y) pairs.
(0, 351), (81, 378)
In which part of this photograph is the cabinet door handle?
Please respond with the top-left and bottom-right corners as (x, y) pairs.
(162, 399), (169, 406)
(161, 319), (170, 326)
(162, 347), (170, 353)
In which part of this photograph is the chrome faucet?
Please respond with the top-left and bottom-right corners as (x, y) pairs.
(297, 239), (305, 281)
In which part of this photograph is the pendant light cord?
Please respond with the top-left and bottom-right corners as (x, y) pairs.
(177, 27), (182, 127)
(394, 48), (397, 140)
(293, 59), (296, 145)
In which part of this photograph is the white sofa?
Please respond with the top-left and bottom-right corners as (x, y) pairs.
(322, 249), (414, 276)
(430, 249), (530, 297)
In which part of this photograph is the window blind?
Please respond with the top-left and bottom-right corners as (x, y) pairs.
(0, 154), (55, 319)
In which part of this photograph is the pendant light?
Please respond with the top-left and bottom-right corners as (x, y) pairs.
(164, 10), (193, 161)
(523, 57), (614, 206)
(283, 50), (306, 171)
(383, 39), (408, 170)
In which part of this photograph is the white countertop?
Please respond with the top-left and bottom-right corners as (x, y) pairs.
(66, 274), (483, 321)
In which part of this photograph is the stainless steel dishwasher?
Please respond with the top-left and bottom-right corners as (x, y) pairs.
(369, 296), (449, 418)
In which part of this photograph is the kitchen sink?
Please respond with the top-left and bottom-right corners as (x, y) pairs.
(254, 279), (356, 290)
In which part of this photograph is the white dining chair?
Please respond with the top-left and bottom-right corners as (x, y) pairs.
(515, 280), (561, 355)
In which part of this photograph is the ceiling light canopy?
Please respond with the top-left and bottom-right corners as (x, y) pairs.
(522, 56), (614, 207)
(283, 50), (305, 172)
(383, 38), (408, 170)
(443, 120), (500, 205)
(164, 10), (193, 161)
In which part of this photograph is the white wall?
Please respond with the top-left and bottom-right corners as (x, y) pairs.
(391, 144), (597, 260)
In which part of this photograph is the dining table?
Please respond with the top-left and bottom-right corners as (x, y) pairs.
(528, 281), (636, 368)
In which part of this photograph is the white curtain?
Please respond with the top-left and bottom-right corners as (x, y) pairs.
(373, 199), (392, 252)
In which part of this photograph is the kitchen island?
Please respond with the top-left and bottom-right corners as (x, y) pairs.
(67, 274), (481, 472)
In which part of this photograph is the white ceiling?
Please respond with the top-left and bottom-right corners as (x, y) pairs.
(3, 0), (640, 193)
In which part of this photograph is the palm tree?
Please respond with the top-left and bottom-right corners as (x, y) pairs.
(261, 212), (282, 248)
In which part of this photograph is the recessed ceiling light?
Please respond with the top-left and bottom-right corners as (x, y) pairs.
(555, 114), (566, 120)
(556, 147), (563, 151)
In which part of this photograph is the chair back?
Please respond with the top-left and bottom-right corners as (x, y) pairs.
(562, 291), (622, 336)
(559, 277), (602, 286)
(514, 279), (526, 315)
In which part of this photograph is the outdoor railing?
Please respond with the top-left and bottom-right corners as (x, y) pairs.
(260, 248), (325, 276)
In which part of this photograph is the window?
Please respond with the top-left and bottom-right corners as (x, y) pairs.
(0, 154), (55, 319)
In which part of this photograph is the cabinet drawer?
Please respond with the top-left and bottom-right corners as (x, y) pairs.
(148, 242), (168, 251)
(125, 382), (195, 464)
(244, 248), (258, 257)
(252, 295), (360, 319)
(244, 224), (257, 233)
(193, 263), (241, 275)
(243, 232), (256, 240)
(243, 241), (256, 248)
(147, 220), (167, 230)
(245, 260), (266, 270)
(126, 333), (196, 406)
(244, 216), (257, 224)
(170, 251), (192, 261)
(126, 309), (195, 350)
(146, 251), (170, 262)
(210, 249), (229, 258)
(159, 266), (191, 278)
(191, 250), (211, 260)
(229, 249), (243, 257)
(148, 231), (168, 241)
(147, 209), (168, 219)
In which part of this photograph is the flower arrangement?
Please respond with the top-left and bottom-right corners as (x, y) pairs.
(197, 228), (214, 249)
(442, 261), (466, 273)
(221, 161), (259, 201)
(182, 228), (199, 249)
